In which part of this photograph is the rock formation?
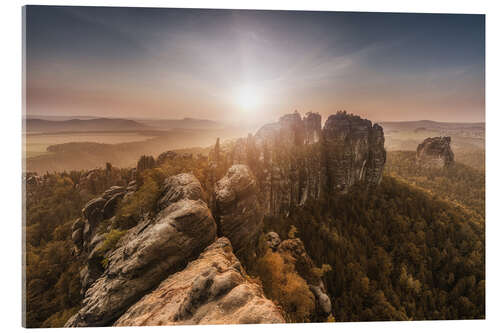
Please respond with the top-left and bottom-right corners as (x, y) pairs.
(65, 110), (385, 327)
(322, 112), (386, 193)
(114, 237), (285, 326)
(66, 171), (282, 327)
(416, 136), (454, 168)
(66, 174), (217, 327)
(214, 165), (264, 254)
(214, 110), (386, 216)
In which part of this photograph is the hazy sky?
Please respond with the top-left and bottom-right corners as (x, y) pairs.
(25, 6), (485, 124)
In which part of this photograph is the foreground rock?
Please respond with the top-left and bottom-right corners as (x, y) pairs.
(66, 174), (217, 327)
(214, 165), (264, 254)
(416, 136), (454, 168)
(115, 237), (285, 326)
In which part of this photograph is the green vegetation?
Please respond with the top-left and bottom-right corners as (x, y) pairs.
(25, 174), (88, 327)
(24, 168), (132, 327)
(257, 248), (316, 322)
(96, 229), (127, 268)
(25, 145), (485, 326)
(386, 151), (485, 218)
(263, 176), (484, 321)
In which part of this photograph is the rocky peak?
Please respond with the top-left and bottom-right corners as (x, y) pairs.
(304, 112), (322, 144)
(416, 136), (454, 168)
(322, 111), (386, 193)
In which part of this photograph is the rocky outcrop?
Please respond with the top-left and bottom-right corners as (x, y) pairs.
(322, 112), (386, 193)
(66, 174), (217, 327)
(158, 173), (204, 210)
(215, 111), (386, 216)
(214, 165), (264, 254)
(136, 155), (156, 174)
(114, 237), (285, 326)
(416, 136), (454, 168)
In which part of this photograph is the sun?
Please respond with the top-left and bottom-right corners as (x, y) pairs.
(235, 85), (261, 111)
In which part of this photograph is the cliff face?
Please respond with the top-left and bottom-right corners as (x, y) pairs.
(322, 112), (386, 193)
(217, 111), (386, 216)
(416, 136), (454, 168)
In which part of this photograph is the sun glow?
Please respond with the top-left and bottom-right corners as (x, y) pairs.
(235, 85), (262, 111)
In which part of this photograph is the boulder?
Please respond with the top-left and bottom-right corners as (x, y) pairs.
(82, 197), (106, 226)
(114, 238), (285, 326)
(102, 192), (125, 219)
(214, 165), (264, 254)
(265, 232), (281, 251)
(158, 173), (204, 210)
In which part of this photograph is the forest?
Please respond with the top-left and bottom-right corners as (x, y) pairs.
(24, 148), (485, 326)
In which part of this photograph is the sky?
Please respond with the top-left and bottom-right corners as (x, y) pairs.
(25, 6), (485, 124)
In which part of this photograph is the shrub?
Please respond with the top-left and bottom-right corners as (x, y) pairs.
(114, 169), (164, 229)
(257, 250), (315, 322)
(96, 229), (127, 268)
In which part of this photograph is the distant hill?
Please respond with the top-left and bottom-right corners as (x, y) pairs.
(138, 117), (224, 130)
(380, 120), (484, 132)
(26, 118), (152, 133)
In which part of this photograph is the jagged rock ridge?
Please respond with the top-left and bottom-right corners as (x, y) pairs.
(211, 111), (386, 216)
(67, 174), (218, 327)
(67, 170), (283, 327)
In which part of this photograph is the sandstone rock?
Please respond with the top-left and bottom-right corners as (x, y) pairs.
(72, 228), (83, 246)
(158, 173), (204, 210)
(72, 218), (84, 232)
(322, 111), (386, 193)
(304, 112), (322, 144)
(265, 232), (281, 251)
(82, 197), (106, 226)
(114, 237), (285, 326)
(214, 165), (264, 254)
(102, 192), (125, 219)
(102, 186), (125, 200)
(66, 176), (217, 327)
(217, 111), (384, 216)
(416, 136), (454, 168)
